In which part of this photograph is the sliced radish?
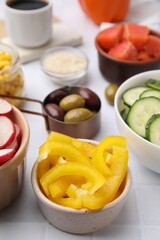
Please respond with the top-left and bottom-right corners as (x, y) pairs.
(0, 149), (15, 165)
(0, 116), (16, 149)
(6, 137), (18, 153)
(0, 98), (12, 116)
(14, 123), (21, 143)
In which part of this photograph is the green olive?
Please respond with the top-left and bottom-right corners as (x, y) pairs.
(59, 94), (85, 111)
(64, 108), (94, 122)
(105, 84), (119, 105)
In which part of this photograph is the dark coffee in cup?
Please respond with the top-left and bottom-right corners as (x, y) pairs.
(7, 0), (48, 10)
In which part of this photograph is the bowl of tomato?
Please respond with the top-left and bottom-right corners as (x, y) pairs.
(95, 22), (160, 85)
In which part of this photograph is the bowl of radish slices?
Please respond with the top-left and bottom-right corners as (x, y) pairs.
(0, 99), (30, 210)
(115, 70), (160, 174)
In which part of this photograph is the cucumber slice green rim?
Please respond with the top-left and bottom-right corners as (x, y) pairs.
(146, 114), (160, 146)
(122, 87), (150, 107)
(140, 89), (160, 99)
(146, 79), (160, 91)
(126, 97), (160, 138)
(120, 109), (128, 121)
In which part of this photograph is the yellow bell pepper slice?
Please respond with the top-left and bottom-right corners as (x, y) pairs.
(40, 162), (106, 197)
(53, 197), (83, 210)
(47, 131), (96, 158)
(39, 141), (91, 166)
(37, 155), (67, 180)
(64, 146), (128, 210)
(48, 176), (86, 198)
(37, 158), (51, 180)
(66, 184), (88, 198)
(37, 133), (129, 210)
(83, 146), (128, 209)
(38, 142), (59, 163)
(48, 177), (71, 198)
(91, 136), (127, 177)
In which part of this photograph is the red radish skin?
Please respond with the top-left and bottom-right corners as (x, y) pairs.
(0, 149), (15, 165)
(14, 123), (21, 143)
(0, 99), (12, 116)
(6, 124), (22, 153)
(0, 103), (22, 166)
(0, 116), (16, 149)
(6, 137), (19, 153)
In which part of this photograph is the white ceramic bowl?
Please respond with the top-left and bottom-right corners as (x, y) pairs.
(31, 139), (131, 234)
(115, 70), (160, 173)
(40, 46), (88, 86)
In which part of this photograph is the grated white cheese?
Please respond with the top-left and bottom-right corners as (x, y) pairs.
(43, 51), (87, 74)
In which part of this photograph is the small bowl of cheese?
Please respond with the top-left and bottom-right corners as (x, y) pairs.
(40, 46), (88, 86)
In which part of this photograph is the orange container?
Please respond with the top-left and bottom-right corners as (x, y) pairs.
(79, 0), (130, 25)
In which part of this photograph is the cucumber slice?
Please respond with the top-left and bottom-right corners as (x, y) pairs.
(120, 108), (129, 121)
(140, 89), (160, 99)
(122, 87), (150, 107)
(146, 79), (160, 90)
(120, 103), (130, 121)
(146, 114), (160, 146)
(126, 97), (160, 138)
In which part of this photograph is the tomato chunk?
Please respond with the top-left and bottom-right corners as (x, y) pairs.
(143, 35), (160, 58)
(108, 40), (138, 61)
(97, 24), (123, 51)
(122, 22), (149, 50)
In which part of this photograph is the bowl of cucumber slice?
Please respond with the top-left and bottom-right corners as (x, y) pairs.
(115, 70), (160, 173)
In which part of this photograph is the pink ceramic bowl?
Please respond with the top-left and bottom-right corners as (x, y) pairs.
(31, 139), (131, 234)
(0, 106), (30, 211)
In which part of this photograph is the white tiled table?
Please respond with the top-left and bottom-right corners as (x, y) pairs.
(0, 1), (160, 239)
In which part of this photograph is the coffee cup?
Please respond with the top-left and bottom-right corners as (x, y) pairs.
(4, 0), (53, 48)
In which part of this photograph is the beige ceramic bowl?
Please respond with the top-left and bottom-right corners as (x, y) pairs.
(0, 106), (30, 211)
(115, 70), (160, 173)
(31, 139), (131, 234)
